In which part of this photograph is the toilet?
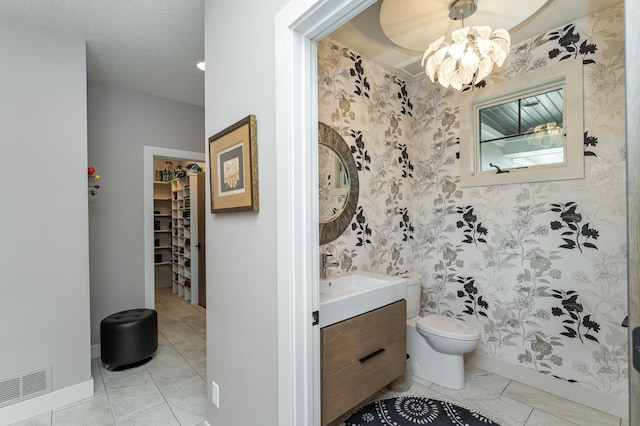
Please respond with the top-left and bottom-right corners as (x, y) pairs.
(403, 274), (480, 389)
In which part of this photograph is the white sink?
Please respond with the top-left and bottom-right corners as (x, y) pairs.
(319, 271), (407, 328)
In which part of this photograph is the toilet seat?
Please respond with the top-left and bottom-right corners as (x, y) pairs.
(416, 314), (480, 341)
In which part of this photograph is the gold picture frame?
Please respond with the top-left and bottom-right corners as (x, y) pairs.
(209, 115), (259, 213)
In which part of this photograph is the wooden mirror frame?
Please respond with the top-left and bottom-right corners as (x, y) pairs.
(318, 122), (359, 245)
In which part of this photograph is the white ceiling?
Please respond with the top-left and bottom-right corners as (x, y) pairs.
(331, 0), (623, 80)
(0, 0), (205, 106)
(0, 1), (622, 107)
(379, 0), (548, 52)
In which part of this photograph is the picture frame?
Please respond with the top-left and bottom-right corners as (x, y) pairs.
(209, 115), (259, 213)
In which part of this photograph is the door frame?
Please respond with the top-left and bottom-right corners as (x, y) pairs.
(274, 1), (376, 424)
(275, 0), (637, 424)
(625, 0), (639, 422)
(143, 146), (205, 309)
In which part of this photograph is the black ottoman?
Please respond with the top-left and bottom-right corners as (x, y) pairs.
(100, 308), (158, 371)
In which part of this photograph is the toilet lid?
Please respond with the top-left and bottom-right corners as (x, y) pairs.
(416, 314), (480, 341)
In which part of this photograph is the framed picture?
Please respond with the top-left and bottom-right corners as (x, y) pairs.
(209, 115), (259, 213)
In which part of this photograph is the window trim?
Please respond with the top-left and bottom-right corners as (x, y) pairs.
(459, 59), (584, 187)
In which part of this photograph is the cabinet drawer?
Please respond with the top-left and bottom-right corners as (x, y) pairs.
(321, 300), (406, 377)
(321, 338), (406, 425)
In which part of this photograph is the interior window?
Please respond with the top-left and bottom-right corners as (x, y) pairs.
(459, 60), (584, 187)
(479, 86), (564, 171)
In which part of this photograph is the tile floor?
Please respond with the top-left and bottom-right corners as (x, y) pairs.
(12, 288), (628, 426)
(12, 287), (207, 426)
(364, 369), (628, 426)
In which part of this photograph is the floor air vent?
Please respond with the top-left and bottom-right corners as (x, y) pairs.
(0, 366), (51, 408)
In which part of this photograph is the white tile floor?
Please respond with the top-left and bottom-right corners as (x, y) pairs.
(12, 288), (628, 426)
(371, 371), (628, 426)
(12, 287), (207, 426)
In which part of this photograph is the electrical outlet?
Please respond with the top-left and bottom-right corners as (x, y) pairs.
(211, 380), (220, 408)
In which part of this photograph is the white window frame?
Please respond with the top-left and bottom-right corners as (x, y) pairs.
(459, 59), (584, 187)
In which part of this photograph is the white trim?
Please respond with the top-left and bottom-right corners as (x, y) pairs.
(143, 146), (205, 309)
(625, 2), (640, 424)
(0, 379), (94, 426)
(459, 59), (584, 187)
(274, 1), (376, 425)
(467, 351), (628, 420)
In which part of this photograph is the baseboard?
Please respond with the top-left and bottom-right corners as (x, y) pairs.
(466, 352), (628, 420)
(0, 378), (94, 426)
(91, 343), (101, 359)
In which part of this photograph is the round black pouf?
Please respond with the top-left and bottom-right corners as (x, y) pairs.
(100, 308), (158, 370)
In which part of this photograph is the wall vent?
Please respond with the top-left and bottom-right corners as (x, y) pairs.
(394, 56), (427, 79)
(0, 366), (51, 408)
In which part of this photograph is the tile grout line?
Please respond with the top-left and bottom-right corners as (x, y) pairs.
(499, 378), (619, 425)
(96, 358), (118, 426)
(144, 371), (182, 426)
(151, 293), (206, 425)
(498, 379), (530, 426)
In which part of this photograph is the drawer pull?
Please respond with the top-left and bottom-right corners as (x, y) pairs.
(359, 348), (385, 363)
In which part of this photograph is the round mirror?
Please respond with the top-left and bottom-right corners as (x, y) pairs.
(319, 144), (350, 222)
(318, 122), (359, 245)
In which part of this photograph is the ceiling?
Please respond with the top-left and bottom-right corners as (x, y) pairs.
(379, 0), (548, 52)
(330, 0), (623, 80)
(480, 88), (564, 140)
(0, 0), (205, 106)
(0, 1), (622, 108)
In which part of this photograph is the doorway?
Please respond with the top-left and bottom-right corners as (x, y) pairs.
(152, 156), (206, 307)
(274, 1), (377, 425)
(275, 0), (636, 425)
(143, 146), (206, 310)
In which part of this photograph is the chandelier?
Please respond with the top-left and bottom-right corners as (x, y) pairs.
(421, 0), (511, 90)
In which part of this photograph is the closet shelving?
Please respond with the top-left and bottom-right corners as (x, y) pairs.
(153, 181), (173, 269)
(171, 175), (199, 304)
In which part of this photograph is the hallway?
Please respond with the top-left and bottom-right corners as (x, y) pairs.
(14, 288), (207, 425)
(11, 288), (627, 425)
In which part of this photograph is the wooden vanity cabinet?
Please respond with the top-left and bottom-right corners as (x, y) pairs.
(321, 300), (406, 425)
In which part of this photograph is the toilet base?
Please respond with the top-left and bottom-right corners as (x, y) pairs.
(406, 319), (467, 389)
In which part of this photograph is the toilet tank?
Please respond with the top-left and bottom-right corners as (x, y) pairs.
(401, 273), (422, 319)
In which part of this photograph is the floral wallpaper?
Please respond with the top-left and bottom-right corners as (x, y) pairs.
(318, 4), (627, 401)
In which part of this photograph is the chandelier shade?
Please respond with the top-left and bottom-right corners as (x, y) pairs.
(422, 25), (510, 90)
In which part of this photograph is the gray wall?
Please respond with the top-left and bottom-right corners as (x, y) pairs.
(204, 0), (287, 424)
(87, 81), (204, 345)
(0, 14), (91, 393)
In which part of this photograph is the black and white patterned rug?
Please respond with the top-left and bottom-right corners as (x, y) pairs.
(340, 395), (502, 425)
